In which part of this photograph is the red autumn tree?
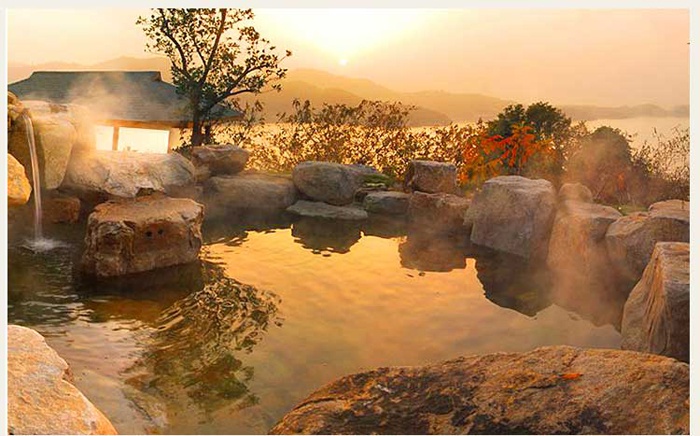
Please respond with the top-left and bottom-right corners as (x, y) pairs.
(459, 122), (555, 185)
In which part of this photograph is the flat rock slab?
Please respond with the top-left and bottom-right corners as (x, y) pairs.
(405, 160), (457, 194)
(287, 200), (368, 221)
(61, 150), (196, 200)
(8, 325), (117, 435)
(204, 172), (298, 217)
(271, 346), (689, 435)
(292, 161), (378, 206)
(622, 242), (689, 362)
(363, 191), (410, 215)
(465, 176), (556, 260)
(606, 199), (689, 282)
(81, 195), (204, 277)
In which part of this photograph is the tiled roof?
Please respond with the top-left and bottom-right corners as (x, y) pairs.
(8, 71), (241, 126)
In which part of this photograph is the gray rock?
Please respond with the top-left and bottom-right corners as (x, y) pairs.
(8, 325), (117, 435)
(405, 160), (457, 194)
(81, 194), (204, 277)
(622, 242), (689, 362)
(363, 191), (410, 215)
(190, 144), (250, 177)
(408, 191), (469, 234)
(465, 176), (556, 260)
(606, 199), (689, 282)
(204, 172), (298, 216)
(287, 200), (368, 221)
(61, 150), (196, 200)
(270, 345), (689, 435)
(292, 161), (378, 206)
(558, 182), (593, 203)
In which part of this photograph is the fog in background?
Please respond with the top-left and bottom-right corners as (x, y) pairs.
(7, 8), (689, 108)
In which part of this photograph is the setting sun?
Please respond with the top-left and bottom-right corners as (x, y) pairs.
(257, 9), (428, 62)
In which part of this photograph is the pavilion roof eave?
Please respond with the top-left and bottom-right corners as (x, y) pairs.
(97, 115), (243, 130)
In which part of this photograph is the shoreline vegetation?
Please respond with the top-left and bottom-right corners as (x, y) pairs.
(184, 99), (689, 210)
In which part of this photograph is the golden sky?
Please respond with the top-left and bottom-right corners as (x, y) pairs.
(7, 8), (689, 107)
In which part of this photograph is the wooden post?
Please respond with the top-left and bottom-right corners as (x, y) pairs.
(111, 126), (120, 151)
(167, 128), (179, 152)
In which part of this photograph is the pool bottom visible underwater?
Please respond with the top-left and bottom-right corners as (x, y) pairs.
(8, 216), (621, 434)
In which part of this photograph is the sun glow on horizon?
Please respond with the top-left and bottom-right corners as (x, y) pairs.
(258, 9), (430, 63)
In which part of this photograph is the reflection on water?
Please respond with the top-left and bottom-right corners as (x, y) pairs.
(126, 261), (282, 422)
(8, 217), (623, 434)
(399, 231), (470, 272)
(291, 217), (362, 255)
(471, 248), (552, 317)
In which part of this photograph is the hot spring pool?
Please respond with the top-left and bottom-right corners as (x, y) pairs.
(8, 217), (621, 434)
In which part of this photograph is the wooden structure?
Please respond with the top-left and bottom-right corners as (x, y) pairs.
(9, 71), (241, 151)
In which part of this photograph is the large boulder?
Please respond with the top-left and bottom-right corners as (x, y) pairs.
(8, 153), (32, 207)
(271, 346), (689, 435)
(547, 200), (623, 306)
(292, 161), (378, 206)
(203, 172), (298, 217)
(408, 192), (469, 234)
(404, 160), (457, 194)
(465, 176), (556, 260)
(8, 107), (77, 190)
(287, 200), (368, 221)
(363, 191), (410, 215)
(61, 150), (196, 201)
(605, 200), (689, 283)
(190, 144), (250, 177)
(8, 325), (117, 435)
(621, 242), (689, 362)
(81, 195), (204, 277)
(546, 200), (626, 326)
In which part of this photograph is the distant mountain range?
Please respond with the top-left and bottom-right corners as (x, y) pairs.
(8, 56), (689, 126)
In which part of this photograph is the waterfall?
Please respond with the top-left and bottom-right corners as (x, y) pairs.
(22, 112), (43, 240)
(20, 113), (63, 252)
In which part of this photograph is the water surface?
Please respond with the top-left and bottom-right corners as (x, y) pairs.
(8, 217), (621, 434)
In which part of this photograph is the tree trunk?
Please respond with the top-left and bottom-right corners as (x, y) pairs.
(191, 112), (204, 147)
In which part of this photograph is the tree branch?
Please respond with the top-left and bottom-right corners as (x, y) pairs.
(200, 9), (228, 86)
(159, 9), (191, 80)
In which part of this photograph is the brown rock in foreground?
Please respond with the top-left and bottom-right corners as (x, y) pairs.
(622, 242), (689, 362)
(270, 346), (688, 435)
(81, 195), (203, 277)
(8, 325), (117, 435)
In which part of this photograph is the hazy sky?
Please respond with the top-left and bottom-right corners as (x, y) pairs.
(7, 8), (689, 107)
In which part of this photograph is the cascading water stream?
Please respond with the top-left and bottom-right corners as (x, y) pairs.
(22, 112), (43, 240)
(20, 112), (62, 252)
